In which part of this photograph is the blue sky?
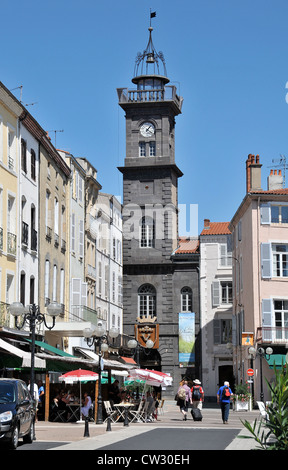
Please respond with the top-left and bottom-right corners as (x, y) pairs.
(2, 0), (288, 236)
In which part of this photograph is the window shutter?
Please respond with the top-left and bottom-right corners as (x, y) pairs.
(79, 219), (84, 257)
(261, 243), (272, 279)
(213, 319), (221, 344)
(71, 278), (81, 317)
(262, 298), (273, 341)
(81, 282), (87, 307)
(71, 213), (75, 252)
(212, 281), (220, 307)
(260, 204), (271, 225)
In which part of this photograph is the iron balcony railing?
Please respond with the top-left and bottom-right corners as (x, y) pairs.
(257, 327), (288, 344)
(7, 232), (17, 256)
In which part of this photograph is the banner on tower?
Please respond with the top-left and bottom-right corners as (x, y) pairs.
(179, 312), (195, 366)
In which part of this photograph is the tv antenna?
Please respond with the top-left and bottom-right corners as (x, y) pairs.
(47, 129), (64, 147)
(10, 85), (38, 107)
(268, 154), (287, 187)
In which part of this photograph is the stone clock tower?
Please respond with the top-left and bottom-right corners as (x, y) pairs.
(118, 25), (199, 393)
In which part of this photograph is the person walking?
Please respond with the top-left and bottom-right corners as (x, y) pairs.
(191, 379), (204, 410)
(217, 381), (233, 424)
(176, 379), (192, 421)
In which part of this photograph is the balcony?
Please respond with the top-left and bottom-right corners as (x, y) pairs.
(257, 327), (288, 345)
(117, 85), (183, 113)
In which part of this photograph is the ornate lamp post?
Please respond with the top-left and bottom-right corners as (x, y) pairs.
(84, 324), (119, 424)
(9, 301), (62, 430)
(248, 346), (273, 402)
(127, 338), (154, 367)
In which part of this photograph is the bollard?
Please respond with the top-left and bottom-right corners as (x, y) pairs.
(84, 417), (90, 437)
(123, 407), (129, 427)
(106, 415), (112, 432)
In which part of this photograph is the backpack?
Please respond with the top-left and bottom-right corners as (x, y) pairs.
(177, 387), (186, 400)
(222, 386), (231, 399)
(192, 386), (201, 401)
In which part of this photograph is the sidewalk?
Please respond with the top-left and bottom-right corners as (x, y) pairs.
(34, 401), (260, 450)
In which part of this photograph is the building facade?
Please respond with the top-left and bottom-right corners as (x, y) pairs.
(200, 219), (233, 401)
(229, 155), (288, 402)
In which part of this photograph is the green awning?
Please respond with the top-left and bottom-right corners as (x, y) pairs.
(26, 339), (74, 357)
(266, 354), (287, 369)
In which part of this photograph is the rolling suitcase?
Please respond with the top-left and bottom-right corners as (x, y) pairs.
(191, 407), (202, 421)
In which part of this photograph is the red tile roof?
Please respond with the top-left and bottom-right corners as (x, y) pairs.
(174, 237), (199, 254)
(200, 222), (231, 236)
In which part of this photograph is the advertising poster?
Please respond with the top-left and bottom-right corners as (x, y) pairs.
(179, 312), (195, 366)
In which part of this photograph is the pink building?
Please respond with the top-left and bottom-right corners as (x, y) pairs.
(229, 155), (288, 402)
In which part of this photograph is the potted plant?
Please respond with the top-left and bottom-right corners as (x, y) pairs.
(232, 383), (251, 411)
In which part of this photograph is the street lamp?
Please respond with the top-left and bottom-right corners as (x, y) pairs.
(248, 346), (273, 402)
(127, 338), (154, 367)
(9, 301), (62, 430)
(84, 324), (119, 424)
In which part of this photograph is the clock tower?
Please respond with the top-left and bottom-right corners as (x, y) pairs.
(118, 25), (199, 393)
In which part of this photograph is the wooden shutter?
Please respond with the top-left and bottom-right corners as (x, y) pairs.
(262, 298), (273, 341)
(260, 204), (271, 225)
(261, 243), (272, 279)
(212, 281), (220, 307)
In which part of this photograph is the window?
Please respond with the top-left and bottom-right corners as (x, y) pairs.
(214, 319), (232, 344)
(31, 149), (36, 181)
(181, 287), (192, 312)
(138, 284), (156, 319)
(140, 216), (155, 247)
(212, 280), (233, 306)
(44, 260), (50, 304)
(139, 142), (146, 157)
(272, 244), (288, 277)
(149, 141), (156, 156)
(7, 125), (16, 171)
(271, 205), (288, 224)
(274, 300), (288, 341)
(221, 282), (233, 304)
(21, 139), (27, 173)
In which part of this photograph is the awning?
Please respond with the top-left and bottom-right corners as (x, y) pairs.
(266, 354), (288, 369)
(0, 338), (46, 369)
(75, 348), (137, 371)
(26, 339), (75, 357)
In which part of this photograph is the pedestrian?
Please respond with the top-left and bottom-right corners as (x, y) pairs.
(28, 380), (39, 421)
(176, 379), (192, 421)
(81, 392), (92, 419)
(37, 380), (45, 419)
(191, 379), (204, 410)
(217, 381), (233, 424)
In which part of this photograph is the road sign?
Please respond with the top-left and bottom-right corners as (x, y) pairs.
(247, 368), (254, 376)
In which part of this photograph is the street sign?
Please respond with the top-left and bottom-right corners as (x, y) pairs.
(247, 368), (254, 376)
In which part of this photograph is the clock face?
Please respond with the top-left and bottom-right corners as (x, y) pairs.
(140, 122), (155, 137)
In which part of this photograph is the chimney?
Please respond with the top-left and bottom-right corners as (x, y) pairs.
(268, 169), (284, 190)
(204, 219), (210, 229)
(246, 154), (262, 193)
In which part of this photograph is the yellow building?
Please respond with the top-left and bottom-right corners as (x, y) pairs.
(0, 83), (22, 325)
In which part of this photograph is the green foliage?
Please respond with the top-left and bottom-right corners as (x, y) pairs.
(240, 364), (288, 450)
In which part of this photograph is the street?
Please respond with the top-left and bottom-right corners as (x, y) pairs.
(10, 402), (260, 452)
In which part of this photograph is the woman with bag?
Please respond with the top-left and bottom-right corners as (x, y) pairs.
(176, 379), (192, 421)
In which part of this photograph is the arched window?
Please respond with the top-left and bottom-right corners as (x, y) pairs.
(140, 216), (155, 248)
(181, 287), (192, 312)
(138, 284), (156, 319)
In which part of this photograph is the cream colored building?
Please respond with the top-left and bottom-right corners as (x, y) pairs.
(0, 83), (22, 324)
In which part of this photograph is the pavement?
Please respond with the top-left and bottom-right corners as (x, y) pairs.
(33, 401), (261, 451)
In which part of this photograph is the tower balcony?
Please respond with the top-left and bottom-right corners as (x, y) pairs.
(117, 85), (183, 114)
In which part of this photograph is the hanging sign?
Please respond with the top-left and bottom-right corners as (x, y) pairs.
(242, 332), (254, 346)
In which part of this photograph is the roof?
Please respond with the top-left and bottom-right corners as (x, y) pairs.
(200, 222), (231, 236)
(174, 237), (199, 254)
(249, 188), (288, 195)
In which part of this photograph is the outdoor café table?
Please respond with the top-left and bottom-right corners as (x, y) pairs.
(66, 403), (80, 422)
(113, 402), (135, 422)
